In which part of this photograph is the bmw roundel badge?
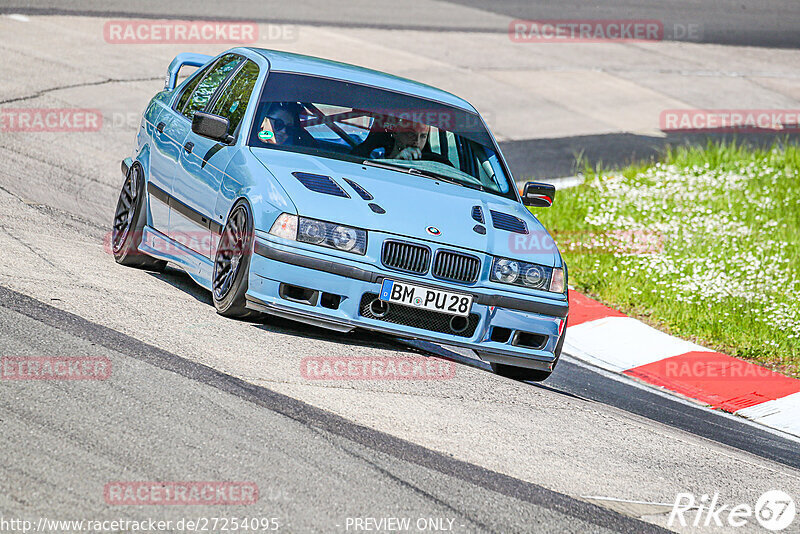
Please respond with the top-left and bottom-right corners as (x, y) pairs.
(426, 226), (441, 236)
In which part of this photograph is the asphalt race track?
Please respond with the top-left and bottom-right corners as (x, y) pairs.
(5, 0), (800, 47)
(0, 287), (664, 533)
(1, 2), (799, 533)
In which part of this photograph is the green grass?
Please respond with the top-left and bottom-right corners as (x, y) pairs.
(535, 140), (800, 377)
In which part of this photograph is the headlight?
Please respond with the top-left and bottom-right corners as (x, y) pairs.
(492, 259), (520, 283)
(299, 218), (326, 244)
(331, 226), (358, 251)
(491, 256), (558, 292)
(523, 265), (545, 287)
(269, 213), (367, 255)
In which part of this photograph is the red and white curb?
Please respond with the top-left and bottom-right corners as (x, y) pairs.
(564, 290), (800, 438)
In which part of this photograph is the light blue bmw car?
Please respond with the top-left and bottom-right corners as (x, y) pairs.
(112, 47), (569, 381)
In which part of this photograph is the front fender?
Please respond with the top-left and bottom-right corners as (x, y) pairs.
(132, 143), (151, 184)
(130, 98), (164, 177)
(215, 148), (297, 232)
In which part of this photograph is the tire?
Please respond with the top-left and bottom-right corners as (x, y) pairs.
(111, 163), (168, 271)
(490, 321), (568, 382)
(212, 200), (260, 319)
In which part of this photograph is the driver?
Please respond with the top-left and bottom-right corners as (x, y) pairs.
(387, 118), (430, 160)
(256, 102), (302, 146)
(258, 102), (316, 148)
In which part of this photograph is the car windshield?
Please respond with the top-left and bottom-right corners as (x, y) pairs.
(247, 72), (515, 199)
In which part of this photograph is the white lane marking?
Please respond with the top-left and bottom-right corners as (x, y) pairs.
(737, 392), (800, 438)
(564, 316), (712, 372)
(582, 496), (678, 506)
(581, 495), (683, 518)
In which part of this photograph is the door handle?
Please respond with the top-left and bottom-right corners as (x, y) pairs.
(156, 122), (165, 133)
(183, 141), (194, 154)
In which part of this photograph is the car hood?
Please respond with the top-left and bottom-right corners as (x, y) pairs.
(251, 148), (558, 266)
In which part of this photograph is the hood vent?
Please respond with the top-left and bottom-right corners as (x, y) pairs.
(490, 210), (528, 234)
(471, 205), (484, 223)
(344, 178), (374, 201)
(292, 172), (349, 198)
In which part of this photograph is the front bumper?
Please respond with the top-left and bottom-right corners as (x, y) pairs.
(247, 237), (568, 371)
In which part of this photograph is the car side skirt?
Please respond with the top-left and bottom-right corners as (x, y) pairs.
(138, 225), (214, 290)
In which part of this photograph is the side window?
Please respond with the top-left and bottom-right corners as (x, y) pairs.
(443, 131), (460, 168)
(180, 54), (242, 120)
(209, 60), (260, 136)
(429, 126), (441, 153)
(174, 64), (211, 113)
(485, 152), (510, 193)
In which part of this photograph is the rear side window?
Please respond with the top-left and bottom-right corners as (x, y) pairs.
(209, 60), (260, 136)
(180, 54), (242, 120)
(175, 64), (211, 113)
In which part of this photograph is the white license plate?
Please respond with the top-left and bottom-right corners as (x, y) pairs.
(379, 279), (473, 317)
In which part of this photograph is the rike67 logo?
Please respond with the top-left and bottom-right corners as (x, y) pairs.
(669, 490), (795, 531)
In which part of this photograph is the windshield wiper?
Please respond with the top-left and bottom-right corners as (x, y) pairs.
(363, 159), (439, 178)
(362, 160), (484, 191)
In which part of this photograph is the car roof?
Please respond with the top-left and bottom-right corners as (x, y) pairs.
(247, 48), (477, 113)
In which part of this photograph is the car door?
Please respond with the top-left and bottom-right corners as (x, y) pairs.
(168, 53), (243, 257)
(146, 58), (218, 233)
(146, 73), (202, 233)
(147, 107), (185, 233)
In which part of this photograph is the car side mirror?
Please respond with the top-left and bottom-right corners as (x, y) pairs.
(521, 181), (556, 207)
(192, 112), (234, 144)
